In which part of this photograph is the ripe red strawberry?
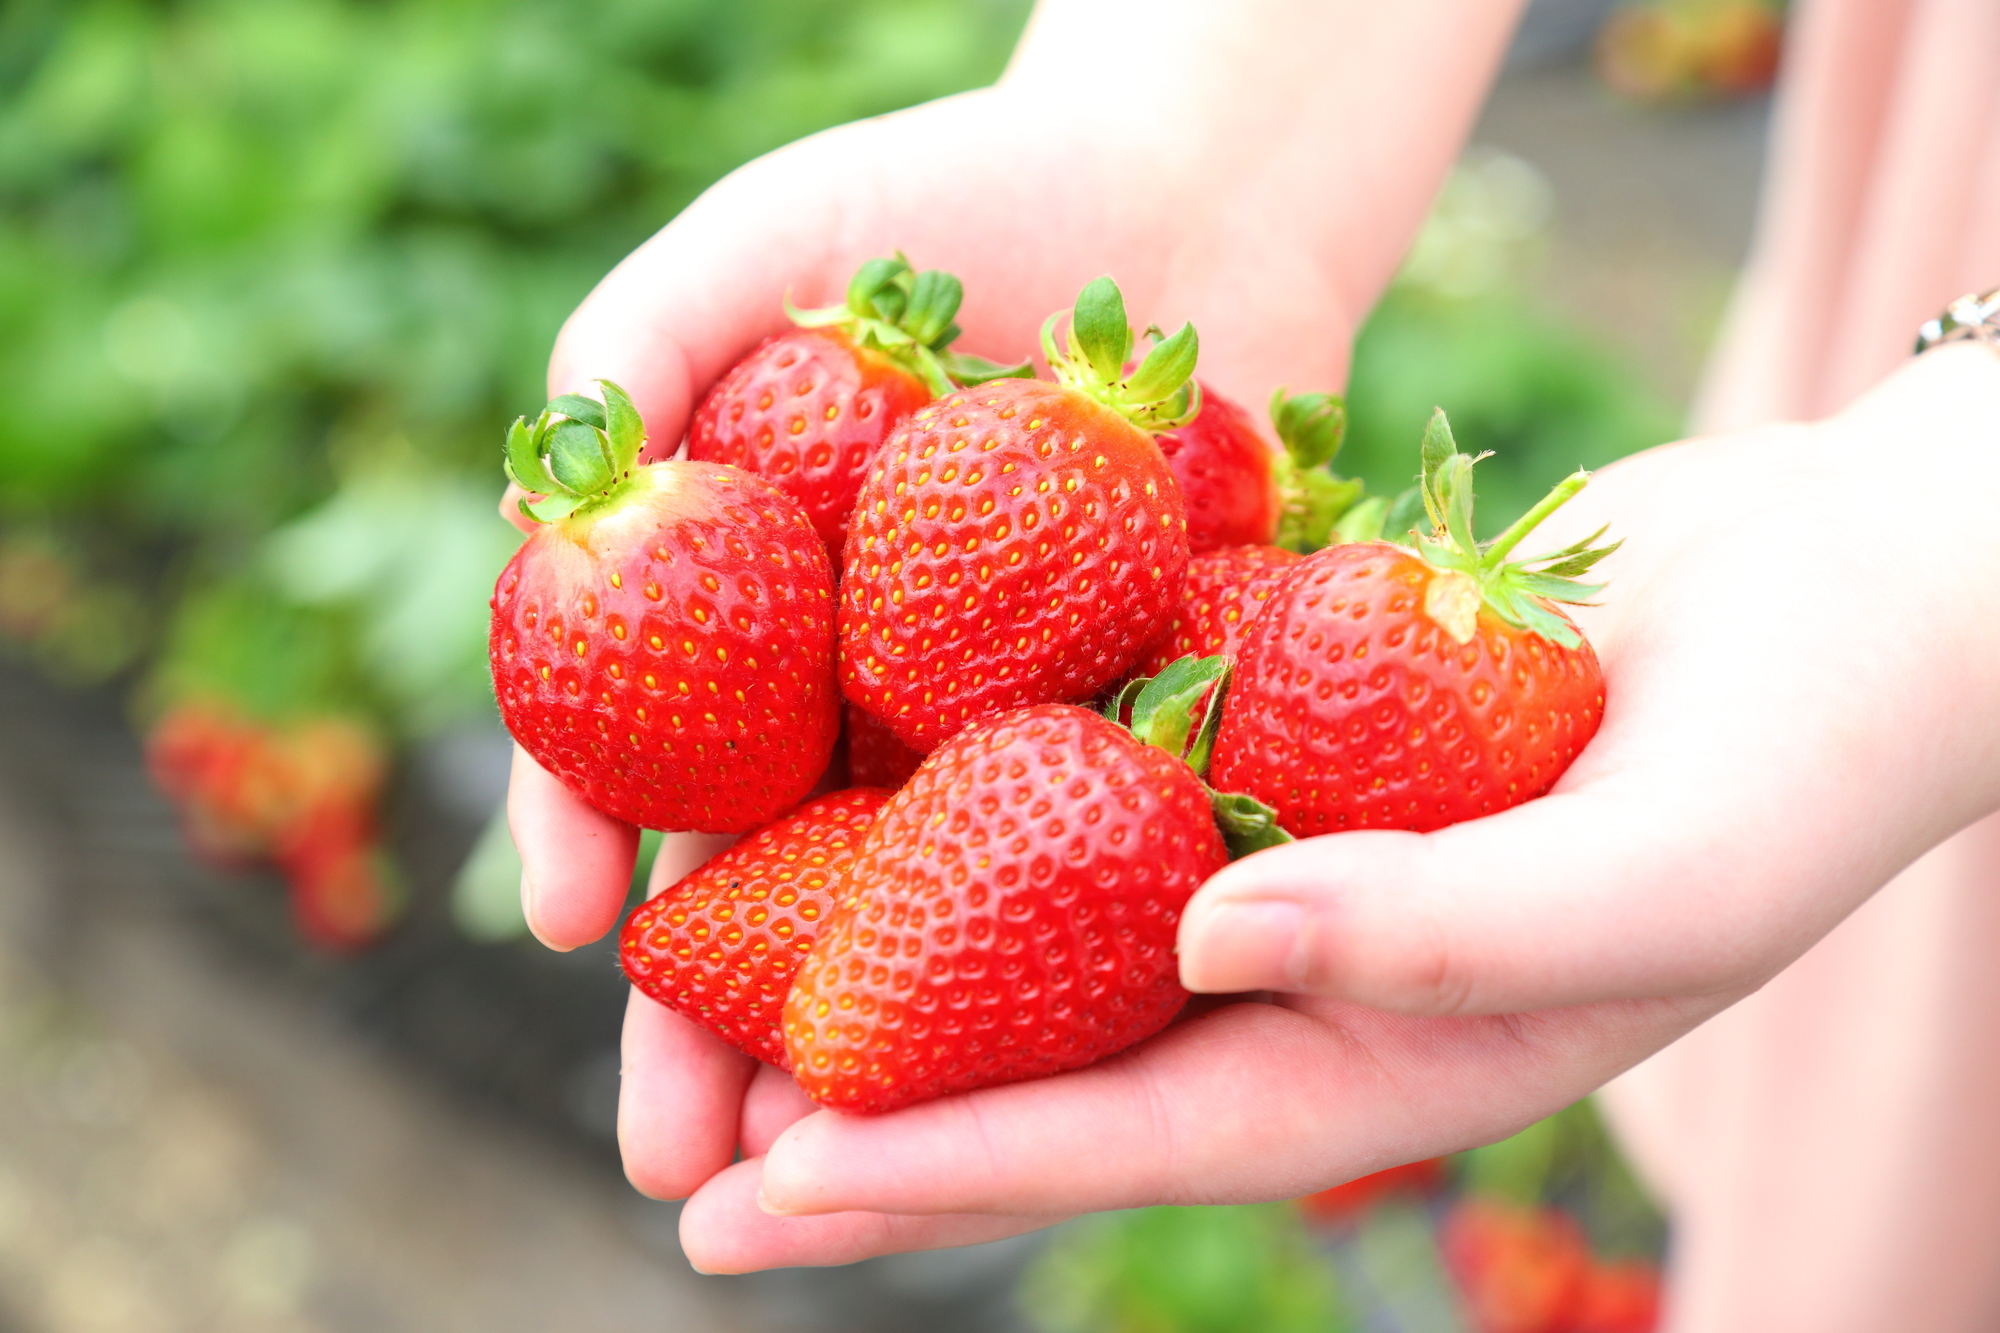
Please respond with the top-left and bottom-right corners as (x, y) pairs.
(492, 381), (839, 833)
(1441, 1200), (1593, 1333)
(1155, 385), (1364, 553)
(783, 696), (1228, 1115)
(689, 256), (1026, 562)
(1209, 410), (1613, 837)
(839, 277), (1198, 754)
(841, 703), (925, 789)
(621, 787), (891, 1066)
(1134, 544), (1304, 677)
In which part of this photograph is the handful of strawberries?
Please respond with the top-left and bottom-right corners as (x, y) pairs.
(490, 258), (1616, 1114)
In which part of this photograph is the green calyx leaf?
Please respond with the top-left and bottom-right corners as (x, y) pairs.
(1042, 276), (1200, 432)
(1124, 654), (1231, 774)
(1271, 389), (1347, 469)
(1209, 789), (1295, 859)
(1408, 407), (1620, 648)
(501, 379), (647, 525)
(1269, 387), (1361, 551)
(786, 253), (1027, 397)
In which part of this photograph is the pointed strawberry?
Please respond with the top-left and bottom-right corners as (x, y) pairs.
(838, 276), (1197, 753)
(621, 787), (891, 1066)
(783, 664), (1238, 1115)
(689, 255), (1027, 562)
(491, 381), (839, 833)
(1210, 409), (1615, 837)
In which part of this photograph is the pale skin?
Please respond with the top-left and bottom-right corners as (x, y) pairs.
(500, 0), (2000, 1275)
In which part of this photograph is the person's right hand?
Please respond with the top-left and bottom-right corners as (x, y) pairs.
(500, 0), (1528, 1267)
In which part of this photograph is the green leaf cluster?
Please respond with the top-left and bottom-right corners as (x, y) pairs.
(0, 0), (1028, 724)
(1022, 1204), (1354, 1333)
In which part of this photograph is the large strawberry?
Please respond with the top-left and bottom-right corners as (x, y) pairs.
(1210, 410), (1614, 837)
(840, 703), (925, 790)
(492, 381), (839, 832)
(1156, 386), (1365, 553)
(783, 681), (1231, 1115)
(688, 255), (1026, 562)
(839, 276), (1198, 754)
(621, 787), (891, 1066)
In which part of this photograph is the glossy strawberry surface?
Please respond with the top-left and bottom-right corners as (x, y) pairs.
(839, 379), (1190, 754)
(689, 327), (932, 560)
(491, 462), (839, 832)
(1210, 542), (1604, 837)
(622, 788), (891, 1066)
(1135, 544), (1303, 676)
(783, 704), (1227, 1115)
(1154, 383), (1281, 552)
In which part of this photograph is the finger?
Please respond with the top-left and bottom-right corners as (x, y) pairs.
(618, 988), (758, 1200)
(757, 992), (1712, 1220)
(680, 1157), (1060, 1274)
(741, 1062), (819, 1158)
(497, 482), (536, 534)
(507, 745), (639, 950)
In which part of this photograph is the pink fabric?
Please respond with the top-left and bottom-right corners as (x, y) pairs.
(1602, 1), (2000, 1327)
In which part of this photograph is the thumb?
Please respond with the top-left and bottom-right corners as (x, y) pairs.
(1177, 776), (1813, 1016)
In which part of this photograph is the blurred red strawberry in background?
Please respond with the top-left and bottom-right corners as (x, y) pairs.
(1597, 0), (1782, 101)
(1441, 1199), (1663, 1333)
(146, 700), (403, 951)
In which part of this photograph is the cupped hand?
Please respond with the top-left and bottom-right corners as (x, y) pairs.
(675, 345), (2000, 1270)
(500, 0), (1535, 1271)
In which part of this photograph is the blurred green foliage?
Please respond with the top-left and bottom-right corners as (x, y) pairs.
(0, 0), (1029, 715)
(1343, 288), (1679, 537)
(1023, 1203), (1353, 1333)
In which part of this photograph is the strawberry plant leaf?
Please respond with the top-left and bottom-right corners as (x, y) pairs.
(504, 415), (561, 498)
(546, 394), (606, 431)
(545, 419), (614, 495)
(599, 380), (646, 468)
(902, 269), (963, 348)
(1209, 789), (1295, 858)
(521, 493), (584, 524)
(846, 255), (909, 321)
(1128, 655), (1229, 761)
(1123, 321), (1199, 404)
(1418, 407), (1458, 531)
(1070, 276), (1132, 387)
(940, 351), (1034, 386)
(1271, 389), (1348, 469)
(1101, 676), (1148, 726)
(1331, 494), (1387, 543)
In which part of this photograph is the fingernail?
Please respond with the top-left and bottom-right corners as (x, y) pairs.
(756, 1186), (800, 1216)
(1182, 900), (1308, 992)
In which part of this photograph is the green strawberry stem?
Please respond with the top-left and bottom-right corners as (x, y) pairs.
(1411, 407), (1620, 649)
(1105, 654), (1294, 859)
(1041, 276), (1200, 432)
(1269, 387), (1364, 551)
(503, 379), (646, 524)
(787, 254), (1031, 396)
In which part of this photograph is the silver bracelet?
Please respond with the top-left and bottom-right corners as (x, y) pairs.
(1916, 288), (2000, 355)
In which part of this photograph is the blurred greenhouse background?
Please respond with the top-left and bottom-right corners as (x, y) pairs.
(0, 0), (1780, 1329)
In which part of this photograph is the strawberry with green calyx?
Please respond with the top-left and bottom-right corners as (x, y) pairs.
(1267, 388), (1366, 551)
(1209, 408), (1614, 838)
(783, 683), (1230, 1114)
(690, 255), (1030, 560)
(621, 788), (891, 1067)
(838, 276), (1197, 755)
(492, 380), (839, 834)
(1154, 384), (1365, 554)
